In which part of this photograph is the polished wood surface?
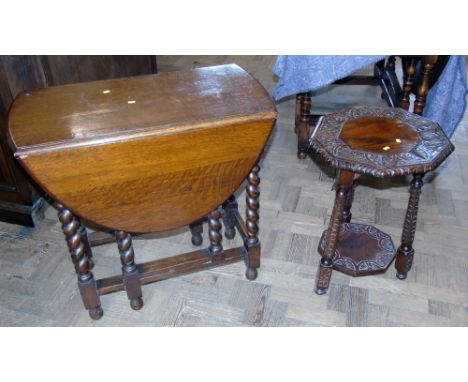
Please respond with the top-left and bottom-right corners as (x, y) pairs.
(311, 106), (455, 295)
(340, 116), (421, 154)
(294, 57), (402, 159)
(1, 55), (467, 327)
(9, 64), (274, 151)
(318, 222), (396, 277)
(8, 64), (277, 233)
(414, 56), (438, 115)
(0, 55), (156, 226)
(311, 106), (454, 177)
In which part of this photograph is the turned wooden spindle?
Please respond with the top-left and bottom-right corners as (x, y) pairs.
(77, 218), (94, 270)
(315, 170), (354, 295)
(222, 195), (238, 240)
(414, 56), (438, 115)
(295, 93), (303, 133)
(400, 57), (417, 111)
(245, 164), (261, 280)
(342, 182), (356, 223)
(189, 218), (204, 246)
(395, 174), (425, 280)
(208, 208), (223, 257)
(115, 230), (143, 310)
(56, 203), (103, 320)
(296, 92), (312, 159)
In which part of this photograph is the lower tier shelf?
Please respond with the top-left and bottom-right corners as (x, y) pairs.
(318, 223), (396, 277)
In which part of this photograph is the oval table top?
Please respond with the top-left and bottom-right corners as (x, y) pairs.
(8, 64), (277, 233)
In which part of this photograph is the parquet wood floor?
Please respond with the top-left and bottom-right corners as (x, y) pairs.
(0, 56), (466, 326)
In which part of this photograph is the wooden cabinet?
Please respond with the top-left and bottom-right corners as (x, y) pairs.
(0, 55), (157, 226)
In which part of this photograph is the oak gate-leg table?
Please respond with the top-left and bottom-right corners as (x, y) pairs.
(7, 64), (277, 319)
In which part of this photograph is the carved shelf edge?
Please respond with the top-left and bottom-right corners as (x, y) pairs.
(318, 223), (396, 277)
(310, 106), (455, 177)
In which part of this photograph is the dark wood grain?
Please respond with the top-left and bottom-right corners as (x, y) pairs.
(310, 106), (454, 177)
(312, 105), (454, 295)
(395, 174), (424, 279)
(0, 56), (46, 225)
(315, 170), (354, 294)
(96, 247), (247, 296)
(208, 208), (223, 257)
(296, 92), (312, 159)
(318, 223), (396, 277)
(340, 116), (421, 154)
(414, 56), (438, 115)
(41, 56), (155, 86)
(245, 164), (261, 280)
(400, 57), (417, 110)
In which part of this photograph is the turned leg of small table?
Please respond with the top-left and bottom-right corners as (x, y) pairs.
(296, 92), (312, 159)
(342, 182), (356, 223)
(245, 164), (261, 280)
(400, 57), (417, 111)
(56, 203), (103, 320)
(189, 218), (204, 246)
(315, 170), (355, 295)
(395, 174), (425, 280)
(222, 195), (238, 240)
(115, 230), (143, 310)
(208, 208), (224, 259)
(413, 56), (438, 115)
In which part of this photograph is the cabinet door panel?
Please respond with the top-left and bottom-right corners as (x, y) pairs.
(43, 55), (155, 85)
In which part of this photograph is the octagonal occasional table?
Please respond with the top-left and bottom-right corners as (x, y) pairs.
(310, 106), (454, 295)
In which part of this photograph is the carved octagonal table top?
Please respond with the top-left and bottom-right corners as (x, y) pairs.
(310, 106), (454, 177)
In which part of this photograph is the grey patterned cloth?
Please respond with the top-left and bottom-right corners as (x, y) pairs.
(273, 55), (467, 138)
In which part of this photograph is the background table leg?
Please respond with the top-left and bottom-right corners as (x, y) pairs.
(400, 57), (417, 111)
(297, 92), (312, 159)
(414, 56), (438, 115)
(222, 195), (238, 240)
(189, 219), (204, 246)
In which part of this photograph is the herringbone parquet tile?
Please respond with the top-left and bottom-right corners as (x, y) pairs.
(0, 55), (466, 326)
